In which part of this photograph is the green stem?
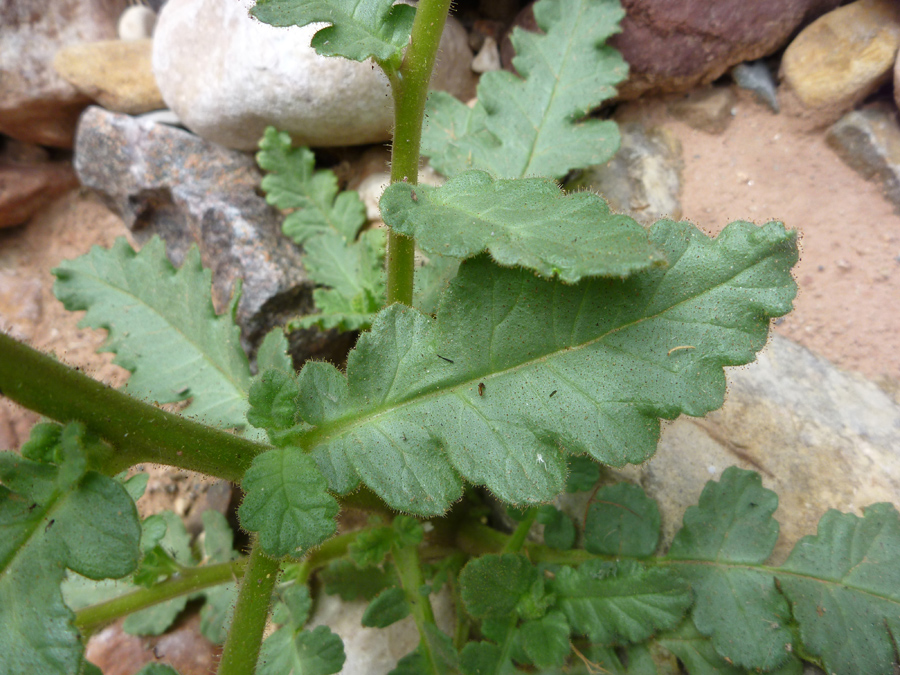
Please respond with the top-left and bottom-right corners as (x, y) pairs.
(75, 558), (247, 638)
(393, 541), (442, 674)
(502, 508), (539, 554)
(0, 331), (267, 481)
(218, 540), (281, 675)
(385, 0), (452, 306)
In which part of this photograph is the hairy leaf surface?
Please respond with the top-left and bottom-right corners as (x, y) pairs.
(777, 503), (900, 675)
(584, 482), (660, 557)
(253, 220), (796, 513)
(257, 624), (346, 675)
(251, 0), (415, 66)
(460, 554), (538, 620)
(422, 0), (626, 179)
(53, 237), (251, 430)
(551, 560), (691, 644)
(668, 468), (792, 671)
(239, 447), (339, 558)
(380, 171), (661, 282)
(0, 425), (141, 675)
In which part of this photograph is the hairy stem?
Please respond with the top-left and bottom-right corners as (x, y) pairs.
(385, 0), (452, 306)
(218, 540), (281, 675)
(75, 558), (247, 638)
(0, 332), (268, 480)
(393, 541), (442, 673)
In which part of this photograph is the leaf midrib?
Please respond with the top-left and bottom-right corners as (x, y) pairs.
(298, 245), (785, 450)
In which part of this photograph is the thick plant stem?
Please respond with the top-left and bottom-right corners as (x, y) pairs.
(218, 539), (281, 675)
(393, 541), (442, 674)
(385, 0), (452, 306)
(75, 558), (247, 638)
(0, 331), (267, 480)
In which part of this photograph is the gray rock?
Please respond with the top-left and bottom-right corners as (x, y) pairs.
(566, 123), (683, 226)
(73, 106), (331, 359)
(0, 0), (128, 147)
(152, 0), (476, 151)
(825, 103), (900, 215)
(731, 60), (780, 113)
(559, 335), (900, 564)
(667, 86), (736, 134)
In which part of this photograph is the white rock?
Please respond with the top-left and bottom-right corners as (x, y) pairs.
(117, 4), (156, 40)
(472, 36), (500, 73)
(152, 0), (475, 150)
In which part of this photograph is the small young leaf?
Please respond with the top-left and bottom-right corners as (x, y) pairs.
(122, 472), (149, 502)
(291, 220), (797, 514)
(247, 369), (306, 446)
(256, 128), (366, 244)
(53, 237), (252, 430)
(422, 0), (626, 180)
(777, 502), (900, 675)
(255, 327), (294, 376)
(201, 510), (238, 564)
(536, 505), (576, 551)
(393, 515), (424, 548)
(19, 422), (62, 463)
(460, 554), (538, 620)
(251, 0), (415, 67)
(551, 559), (691, 644)
(320, 558), (397, 601)
(459, 641), (507, 675)
(257, 624), (346, 675)
(668, 468), (791, 671)
(239, 447), (339, 558)
(361, 586), (411, 628)
(381, 172), (661, 283)
(519, 610), (571, 668)
(349, 526), (395, 567)
(584, 483), (660, 557)
(565, 455), (600, 493)
(272, 583), (313, 629)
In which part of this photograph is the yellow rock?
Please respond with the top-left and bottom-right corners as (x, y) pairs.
(781, 0), (900, 116)
(53, 39), (164, 115)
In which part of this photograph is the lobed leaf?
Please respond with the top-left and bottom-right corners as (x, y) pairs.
(251, 0), (415, 66)
(460, 554), (538, 620)
(238, 447), (339, 558)
(257, 624), (346, 675)
(551, 559), (691, 644)
(53, 237), (251, 430)
(380, 171), (662, 282)
(536, 505), (576, 550)
(422, 0), (627, 180)
(519, 610), (571, 668)
(259, 220), (796, 513)
(361, 587), (411, 628)
(668, 467), (792, 671)
(777, 502), (900, 675)
(0, 425), (141, 675)
(319, 558), (397, 601)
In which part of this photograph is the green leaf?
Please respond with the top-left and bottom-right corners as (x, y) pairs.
(362, 586), (411, 628)
(123, 596), (190, 636)
(459, 641), (511, 675)
(272, 583), (313, 628)
(257, 624), (346, 675)
(381, 172), (661, 282)
(256, 328), (294, 376)
(319, 558), (396, 601)
(565, 455), (600, 493)
(551, 560), (691, 644)
(584, 483), (660, 557)
(413, 254), (459, 317)
(201, 510), (238, 564)
(238, 447), (339, 558)
(291, 220), (797, 513)
(122, 472), (149, 502)
(200, 582), (238, 644)
(53, 237), (251, 430)
(248, 369), (307, 447)
(257, 128), (366, 244)
(0, 425), (141, 675)
(460, 554), (538, 620)
(668, 468), (792, 671)
(777, 502), (900, 675)
(251, 0), (415, 67)
(519, 610), (571, 668)
(422, 0), (627, 180)
(656, 620), (749, 675)
(536, 505), (576, 551)
(581, 644), (662, 675)
(349, 526), (394, 567)
(135, 665), (183, 675)
(393, 515), (424, 547)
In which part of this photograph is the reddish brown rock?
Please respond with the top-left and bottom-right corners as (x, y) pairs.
(0, 0), (128, 147)
(503, 0), (841, 100)
(0, 161), (79, 229)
